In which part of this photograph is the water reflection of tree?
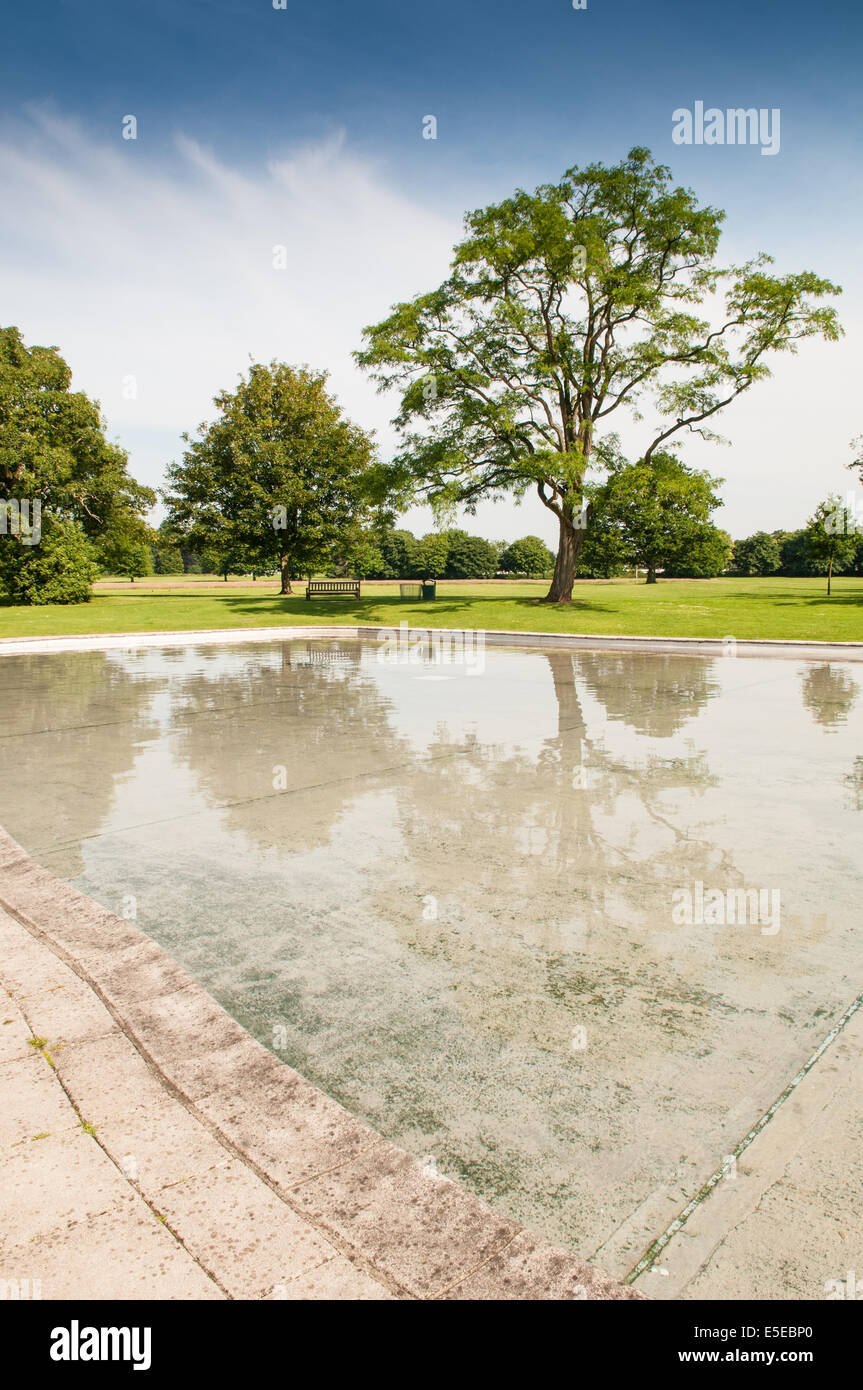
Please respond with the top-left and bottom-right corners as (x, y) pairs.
(381, 650), (730, 1057)
(800, 663), (859, 729)
(168, 640), (410, 853)
(573, 650), (719, 738)
(0, 650), (157, 876)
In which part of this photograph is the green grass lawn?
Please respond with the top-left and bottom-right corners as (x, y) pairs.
(1, 576), (861, 642)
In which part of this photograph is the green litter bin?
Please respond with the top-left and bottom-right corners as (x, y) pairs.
(421, 581), (437, 600)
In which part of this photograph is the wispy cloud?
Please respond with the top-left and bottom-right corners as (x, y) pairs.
(0, 106), (457, 491)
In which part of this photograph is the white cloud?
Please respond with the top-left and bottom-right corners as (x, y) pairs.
(0, 106), (860, 547)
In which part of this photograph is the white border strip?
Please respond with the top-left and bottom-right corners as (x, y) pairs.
(0, 623), (861, 661)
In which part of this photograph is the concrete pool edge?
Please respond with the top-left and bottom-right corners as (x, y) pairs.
(0, 622), (861, 660)
(0, 824), (641, 1302)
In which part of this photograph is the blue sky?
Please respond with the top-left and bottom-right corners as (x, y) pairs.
(1, 0), (861, 541)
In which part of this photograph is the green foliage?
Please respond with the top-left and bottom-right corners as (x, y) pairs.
(97, 523), (154, 580)
(163, 362), (382, 591)
(444, 529), (499, 578)
(804, 496), (859, 593)
(415, 532), (450, 578)
(0, 516), (98, 605)
(664, 527), (732, 578)
(328, 524), (385, 579)
(731, 531), (782, 576)
(0, 325), (155, 603)
(500, 535), (555, 577)
(357, 148), (841, 599)
(589, 453), (724, 581)
(152, 544), (185, 575)
(777, 528), (821, 576)
(575, 496), (631, 577)
(372, 528), (420, 579)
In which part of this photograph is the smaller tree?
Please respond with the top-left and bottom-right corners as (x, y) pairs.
(804, 496), (859, 596)
(0, 516), (98, 605)
(151, 542), (185, 575)
(575, 498), (631, 578)
(664, 527), (732, 578)
(372, 527), (420, 579)
(97, 520), (154, 582)
(777, 528), (819, 576)
(731, 532), (781, 576)
(592, 454), (723, 583)
(445, 529), (499, 578)
(499, 535), (555, 577)
(328, 524), (385, 579)
(414, 532), (449, 579)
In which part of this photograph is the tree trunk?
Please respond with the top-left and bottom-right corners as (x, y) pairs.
(280, 556), (293, 595)
(646, 564), (657, 584)
(544, 506), (585, 602)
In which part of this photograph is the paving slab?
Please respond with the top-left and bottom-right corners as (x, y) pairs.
(0, 1055), (82, 1150)
(0, 1203), (224, 1301)
(152, 1159), (338, 1300)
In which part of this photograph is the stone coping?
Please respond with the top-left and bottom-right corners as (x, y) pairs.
(0, 825), (639, 1301)
(0, 623), (861, 661)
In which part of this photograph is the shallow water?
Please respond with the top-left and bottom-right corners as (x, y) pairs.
(1, 638), (861, 1270)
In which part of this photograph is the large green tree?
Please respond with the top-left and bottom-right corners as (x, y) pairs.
(164, 363), (383, 594)
(0, 326), (155, 603)
(356, 148), (841, 602)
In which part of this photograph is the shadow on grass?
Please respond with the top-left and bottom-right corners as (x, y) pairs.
(716, 590), (863, 609)
(211, 592), (616, 619)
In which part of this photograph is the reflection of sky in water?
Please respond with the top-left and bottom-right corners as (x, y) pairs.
(0, 640), (860, 1271)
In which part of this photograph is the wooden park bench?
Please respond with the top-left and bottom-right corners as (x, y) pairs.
(305, 579), (361, 600)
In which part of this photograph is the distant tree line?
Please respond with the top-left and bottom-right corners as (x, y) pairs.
(729, 525), (863, 579)
(2, 322), (861, 604)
